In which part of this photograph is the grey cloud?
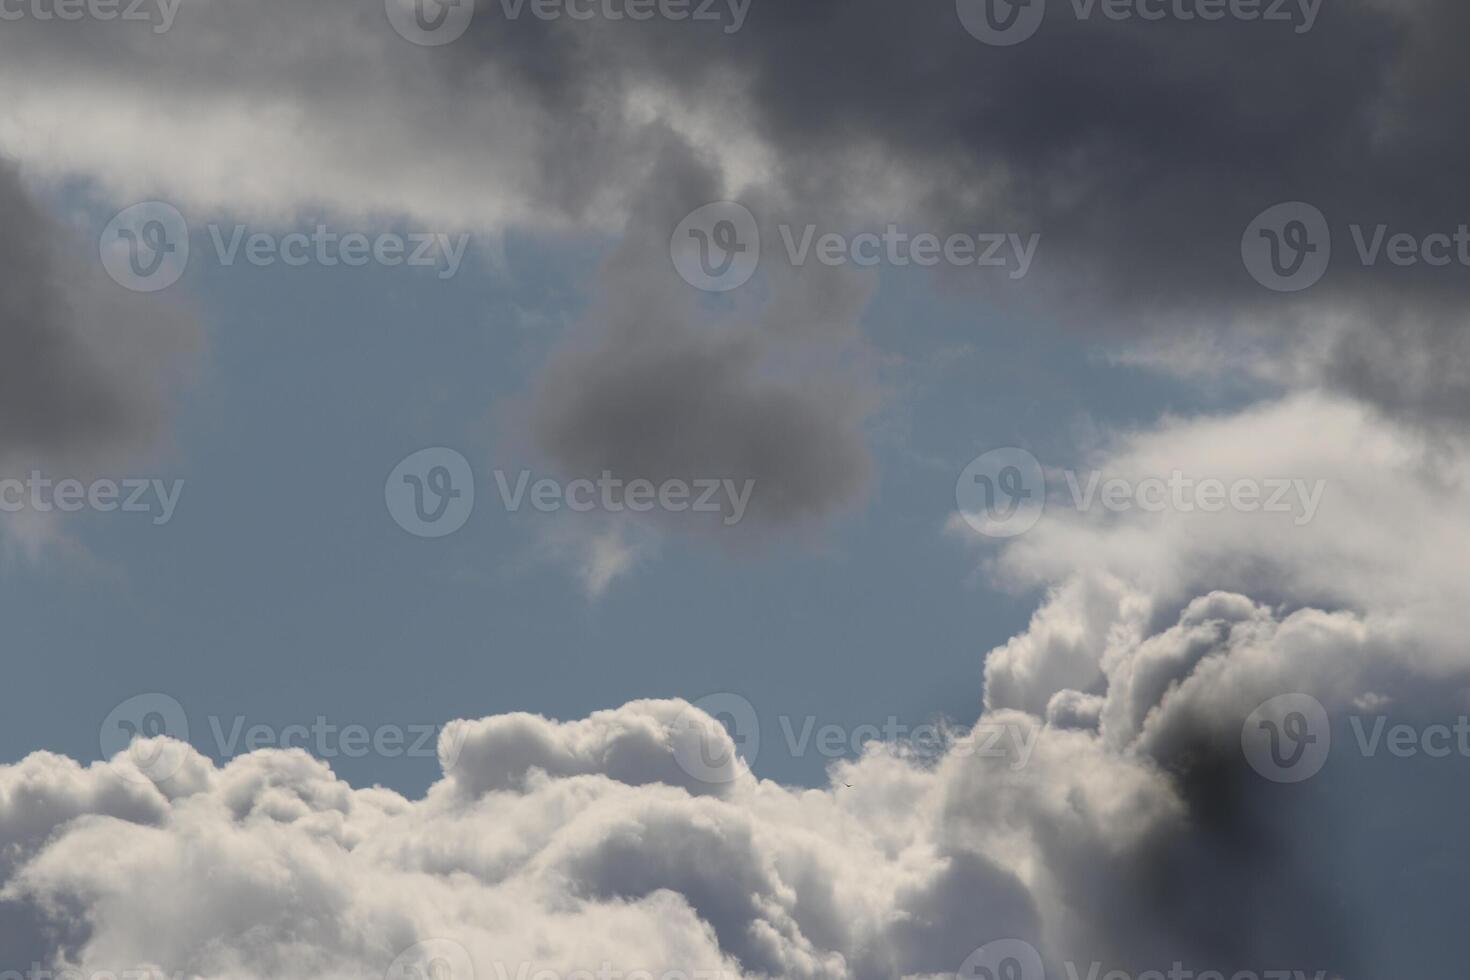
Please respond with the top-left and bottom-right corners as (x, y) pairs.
(0, 161), (195, 462)
(9, 0), (1470, 328)
(526, 140), (875, 536)
(449, 0), (1470, 422)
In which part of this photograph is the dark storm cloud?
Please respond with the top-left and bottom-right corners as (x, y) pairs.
(527, 137), (876, 530)
(450, 0), (1470, 421)
(9, 0), (1468, 325)
(0, 160), (197, 464)
(8, 0), (1465, 480)
(0, 161), (129, 453)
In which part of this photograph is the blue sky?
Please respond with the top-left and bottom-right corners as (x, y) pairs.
(0, 192), (1227, 794)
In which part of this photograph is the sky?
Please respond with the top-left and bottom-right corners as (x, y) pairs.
(1, 0), (1469, 978)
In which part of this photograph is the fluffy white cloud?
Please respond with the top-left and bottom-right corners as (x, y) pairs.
(5, 384), (1470, 977)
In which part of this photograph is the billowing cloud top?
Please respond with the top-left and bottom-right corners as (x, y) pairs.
(8, 391), (1470, 976)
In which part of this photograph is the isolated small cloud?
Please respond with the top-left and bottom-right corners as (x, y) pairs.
(0, 160), (198, 467)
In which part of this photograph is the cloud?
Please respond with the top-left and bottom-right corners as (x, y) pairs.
(4, 5), (1469, 976)
(7, 510), (1470, 980)
(5, 376), (1468, 977)
(515, 138), (877, 586)
(7, 1), (1469, 322)
(12, 0), (1469, 591)
(0, 159), (197, 467)
(527, 208), (876, 529)
(970, 390), (1470, 671)
(0, 159), (200, 557)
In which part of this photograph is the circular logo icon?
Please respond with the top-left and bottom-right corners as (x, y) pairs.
(1242, 693), (1331, 783)
(100, 202), (189, 292)
(386, 938), (476, 980)
(958, 938), (1046, 980)
(671, 202), (760, 292)
(385, 0), (475, 46)
(955, 448), (1046, 538)
(386, 448), (475, 538)
(99, 693), (191, 783)
(956, 0), (1046, 46)
(1241, 202), (1331, 293)
(671, 692), (760, 785)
